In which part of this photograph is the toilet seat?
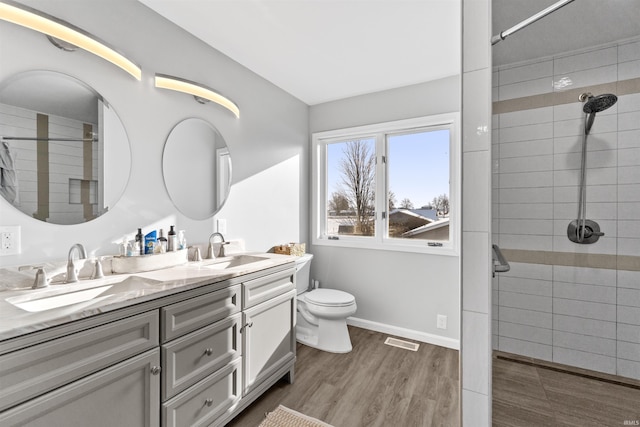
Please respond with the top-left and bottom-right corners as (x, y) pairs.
(305, 289), (355, 307)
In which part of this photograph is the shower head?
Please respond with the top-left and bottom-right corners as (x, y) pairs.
(581, 93), (618, 113)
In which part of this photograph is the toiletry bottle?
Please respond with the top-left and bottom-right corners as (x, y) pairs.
(144, 230), (157, 255)
(119, 237), (127, 256)
(135, 228), (144, 256)
(158, 229), (167, 253)
(168, 226), (177, 252)
(178, 230), (186, 250)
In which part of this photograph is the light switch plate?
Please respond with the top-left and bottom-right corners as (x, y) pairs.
(437, 314), (447, 330)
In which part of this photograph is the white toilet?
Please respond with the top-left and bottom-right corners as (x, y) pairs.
(294, 254), (357, 353)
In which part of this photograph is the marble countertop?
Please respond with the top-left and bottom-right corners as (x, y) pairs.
(0, 252), (296, 342)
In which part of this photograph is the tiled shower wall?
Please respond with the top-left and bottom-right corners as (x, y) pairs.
(491, 37), (640, 379)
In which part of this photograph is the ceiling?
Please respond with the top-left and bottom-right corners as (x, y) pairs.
(138, 0), (461, 106)
(138, 1), (638, 104)
(492, 0), (640, 66)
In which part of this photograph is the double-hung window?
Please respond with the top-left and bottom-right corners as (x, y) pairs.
(311, 113), (459, 255)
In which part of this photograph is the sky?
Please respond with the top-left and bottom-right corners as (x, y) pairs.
(327, 128), (450, 209)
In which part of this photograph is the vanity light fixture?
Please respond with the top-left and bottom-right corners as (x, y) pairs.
(0, 0), (141, 80)
(154, 74), (240, 118)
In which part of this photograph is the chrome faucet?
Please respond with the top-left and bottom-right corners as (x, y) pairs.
(206, 232), (228, 259)
(66, 243), (87, 283)
(19, 265), (51, 289)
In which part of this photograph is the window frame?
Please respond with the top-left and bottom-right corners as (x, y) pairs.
(311, 113), (460, 256)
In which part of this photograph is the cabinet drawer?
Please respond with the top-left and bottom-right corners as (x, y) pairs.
(0, 311), (158, 412)
(162, 284), (240, 342)
(162, 312), (241, 401)
(163, 358), (241, 427)
(242, 268), (295, 309)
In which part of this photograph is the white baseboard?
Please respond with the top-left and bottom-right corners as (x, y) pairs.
(347, 317), (459, 350)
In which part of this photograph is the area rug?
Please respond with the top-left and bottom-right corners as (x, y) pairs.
(258, 405), (334, 427)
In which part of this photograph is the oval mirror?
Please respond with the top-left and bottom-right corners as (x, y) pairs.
(162, 118), (231, 220)
(0, 70), (131, 224)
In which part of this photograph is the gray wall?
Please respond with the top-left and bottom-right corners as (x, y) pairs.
(309, 76), (461, 347)
(0, 0), (309, 266)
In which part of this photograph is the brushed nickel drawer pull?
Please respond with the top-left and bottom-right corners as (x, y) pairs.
(205, 398), (213, 407)
(204, 348), (214, 356)
(150, 366), (161, 375)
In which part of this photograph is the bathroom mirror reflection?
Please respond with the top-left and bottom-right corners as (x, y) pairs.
(162, 118), (231, 220)
(0, 70), (131, 224)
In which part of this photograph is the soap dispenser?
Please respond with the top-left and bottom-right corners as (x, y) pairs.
(168, 226), (177, 252)
(157, 229), (168, 253)
(135, 228), (144, 256)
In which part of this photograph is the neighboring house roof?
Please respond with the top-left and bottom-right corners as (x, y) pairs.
(389, 208), (438, 222)
(409, 208), (439, 221)
(402, 218), (450, 237)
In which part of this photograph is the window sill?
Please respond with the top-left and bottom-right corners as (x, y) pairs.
(311, 236), (459, 257)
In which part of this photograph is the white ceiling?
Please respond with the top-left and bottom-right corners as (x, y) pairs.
(492, 0), (640, 66)
(138, 0), (461, 106)
(138, 1), (638, 104)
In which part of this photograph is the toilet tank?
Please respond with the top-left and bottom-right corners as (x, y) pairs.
(294, 253), (313, 294)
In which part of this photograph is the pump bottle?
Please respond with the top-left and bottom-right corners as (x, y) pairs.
(135, 228), (144, 256)
(168, 226), (177, 252)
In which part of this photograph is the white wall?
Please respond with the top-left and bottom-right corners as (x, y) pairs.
(492, 37), (640, 379)
(461, 0), (493, 425)
(0, 0), (309, 266)
(309, 77), (461, 348)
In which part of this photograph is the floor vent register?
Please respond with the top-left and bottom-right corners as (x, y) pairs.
(384, 337), (419, 351)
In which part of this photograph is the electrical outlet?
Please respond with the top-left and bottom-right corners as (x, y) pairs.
(0, 226), (21, 256)
(216, 219), (227, 234)
(437, 314), (447, 330)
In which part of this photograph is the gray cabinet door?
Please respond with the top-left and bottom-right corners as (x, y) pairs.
(0, 310), (159, 412)
(0, 349), (161, 427)
(242, 289), (296, 395)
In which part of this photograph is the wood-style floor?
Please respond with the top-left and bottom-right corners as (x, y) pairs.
(225, 326), (460, 427)
(493, 355), (640, 426)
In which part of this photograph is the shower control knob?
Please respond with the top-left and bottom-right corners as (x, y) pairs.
(585, 229), (604, 238)
(567, 219), (604, 244)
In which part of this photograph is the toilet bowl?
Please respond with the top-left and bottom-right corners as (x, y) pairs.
(294, 254), (357, 353)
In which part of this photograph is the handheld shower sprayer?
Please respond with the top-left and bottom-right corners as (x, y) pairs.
(567, 93), (617, 244)
(579, 92), (618, 135)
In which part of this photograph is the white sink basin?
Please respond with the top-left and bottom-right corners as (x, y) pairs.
(202, 255), (270, 271)
(5, 275), (161, 313)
